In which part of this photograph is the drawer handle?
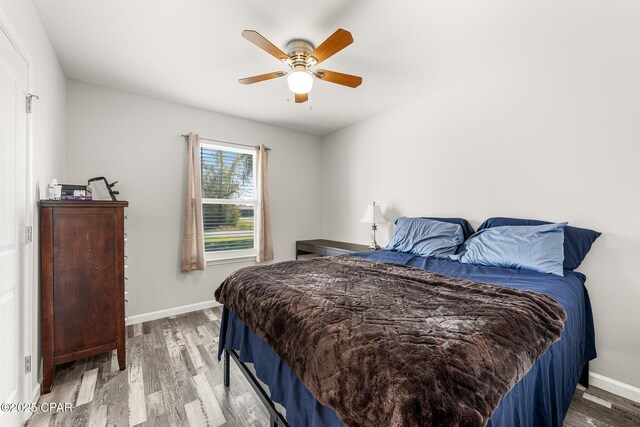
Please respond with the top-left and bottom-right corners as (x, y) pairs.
(124, 316), (128, 321)
(125, 299), (129, 304)
(124, 290), (128, 295)
(125, 264), (128, 269)
(125, 215), (128, 220)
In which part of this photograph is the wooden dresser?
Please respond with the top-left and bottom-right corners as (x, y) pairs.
(40, 200), (128, 393)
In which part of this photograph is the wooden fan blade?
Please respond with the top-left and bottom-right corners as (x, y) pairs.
(242, 30), (290, 62)
(295, 93), (308, 103)
(238, 71), (285, 85)
(307, 29), (353, 65)
(315, 69), (362, 88)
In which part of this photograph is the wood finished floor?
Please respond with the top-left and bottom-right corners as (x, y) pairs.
(25, 307), (640, 427)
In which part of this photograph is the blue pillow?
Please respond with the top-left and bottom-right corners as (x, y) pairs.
(387, 217), (464, 257)
(451, 223), (567, 276)
(478, 217), (601, 270)
(422, 217), (475, 240)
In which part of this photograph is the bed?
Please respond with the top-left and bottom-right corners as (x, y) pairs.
(216, 250), (596, 426)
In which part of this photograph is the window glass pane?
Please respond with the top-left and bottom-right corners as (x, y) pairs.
(203, 204), (255, 252)
(201, 146), (254, 200)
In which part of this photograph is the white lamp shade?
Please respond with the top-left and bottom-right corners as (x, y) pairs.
(360, 203), (388, 224)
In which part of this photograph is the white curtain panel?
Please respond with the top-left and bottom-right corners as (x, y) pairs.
(256, 145), (274, 262)
(181, 132), (205, 271)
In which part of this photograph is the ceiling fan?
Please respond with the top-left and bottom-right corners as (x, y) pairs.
(238, 29), (362, 103)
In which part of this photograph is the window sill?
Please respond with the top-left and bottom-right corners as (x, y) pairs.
(206, 254), (257, 267)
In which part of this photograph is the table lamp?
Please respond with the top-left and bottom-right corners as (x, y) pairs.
(360, 201), (388, 250)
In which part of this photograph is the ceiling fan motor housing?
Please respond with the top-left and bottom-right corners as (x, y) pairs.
(285, 39), (314, 57)
(285, 39), (315, 67)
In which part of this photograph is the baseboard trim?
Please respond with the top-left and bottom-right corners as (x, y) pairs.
(22, 382), (41, 423)
(31, 382), (40, 403)
(589, 372), (640, 403)
(126, 300), (221, 325)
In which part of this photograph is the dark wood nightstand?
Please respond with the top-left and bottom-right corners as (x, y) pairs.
(296, 239), (372, 260)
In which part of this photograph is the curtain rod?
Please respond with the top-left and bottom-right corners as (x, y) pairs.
(181, 134), (271, 151)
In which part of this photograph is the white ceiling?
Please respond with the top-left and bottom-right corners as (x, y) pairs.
(33, 0), (640, 135)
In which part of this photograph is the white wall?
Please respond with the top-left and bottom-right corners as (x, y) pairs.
(65, 80), (322, 318)
(0, 0), (66, 402)
(321, 16), (640, 389)
(0, 0), (66, 195)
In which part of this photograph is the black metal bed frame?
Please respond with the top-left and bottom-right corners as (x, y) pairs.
(579, 362), (590, 388)
(223, 348), (590, 426)
(223, 348), (289, 427)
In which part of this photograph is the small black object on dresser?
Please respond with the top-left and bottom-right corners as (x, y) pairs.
(40, 200), (128, 393)
(296, 239), (372, 260)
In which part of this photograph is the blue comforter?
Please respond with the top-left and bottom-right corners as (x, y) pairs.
(218, 250), (596, 426)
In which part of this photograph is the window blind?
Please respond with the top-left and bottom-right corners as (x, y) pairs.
(201, 144), (256, 254)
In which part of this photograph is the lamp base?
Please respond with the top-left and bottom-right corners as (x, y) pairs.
(369, 223), (381, 250)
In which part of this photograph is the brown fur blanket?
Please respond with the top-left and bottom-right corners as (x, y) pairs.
(214, 255), (566, 427)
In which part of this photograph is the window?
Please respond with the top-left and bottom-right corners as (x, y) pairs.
(201, 143), (256, 261)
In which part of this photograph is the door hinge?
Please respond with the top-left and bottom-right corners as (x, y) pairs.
(25, 356), (31, 373)
(25, 225), (33, 243)
(25, 93), (39, 114)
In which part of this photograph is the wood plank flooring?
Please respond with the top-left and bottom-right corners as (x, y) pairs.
(25, 307), (640, 426)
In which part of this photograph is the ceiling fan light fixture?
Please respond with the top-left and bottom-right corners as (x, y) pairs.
(287, 70), (313, 94)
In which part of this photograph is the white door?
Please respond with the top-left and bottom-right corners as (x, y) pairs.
(0, 24), (28, 427)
